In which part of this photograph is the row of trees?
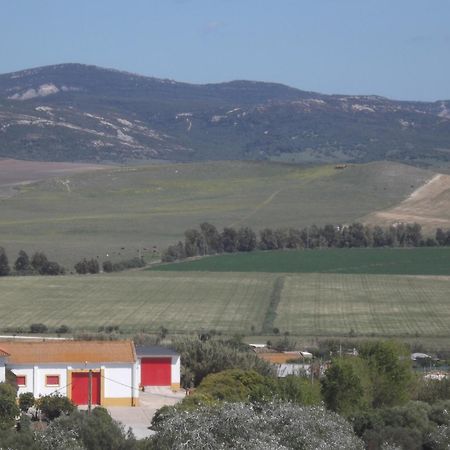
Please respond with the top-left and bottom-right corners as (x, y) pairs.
(0, 248), (65, 276)
(74, 257), (146, 274)
(162, 222), (450, 262)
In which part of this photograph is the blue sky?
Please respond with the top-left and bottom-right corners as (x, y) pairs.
(1, 0), (449, 101)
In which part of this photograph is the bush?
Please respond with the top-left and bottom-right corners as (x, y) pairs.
(18, 392), (35, 412)
(37, 394), (76, 421)
(55, 324), (71, 334)
(102, 260), (113, 273)
(75, 258), (99, 274)
(0, 383), (20, 430)
(30, 323), (48, 333)
(41, 407), (136, 450)
(171, 337), (274, 388)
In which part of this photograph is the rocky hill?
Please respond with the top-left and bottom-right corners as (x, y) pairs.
(1, 63), (449, 167)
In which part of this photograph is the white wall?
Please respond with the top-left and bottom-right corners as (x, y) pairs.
(9, 362), (138, 400)
(9, 366), (35, 396)
(171, 356), (180, 384)
(103, 364), (137, 399)
(0, 357), (6, 383)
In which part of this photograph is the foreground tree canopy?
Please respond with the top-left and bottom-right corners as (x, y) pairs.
(147, 402), (364, 450)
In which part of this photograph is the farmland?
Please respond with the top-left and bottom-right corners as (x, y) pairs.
(0, 159), (434, 267)
(0, 269), (450, 340)
(153, 247), (450, 276)
(0, 272), (274, 334)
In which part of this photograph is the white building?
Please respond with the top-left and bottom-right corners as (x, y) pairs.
(136, 345), (180, 389)
(0, 340), (181, 406)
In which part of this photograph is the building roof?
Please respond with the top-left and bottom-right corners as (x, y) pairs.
(0, 340), (136, 364)
(135, 345), (179, 357)
(257, 352), (304, 364)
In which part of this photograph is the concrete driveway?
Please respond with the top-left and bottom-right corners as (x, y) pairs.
(107, 387), (185, 440)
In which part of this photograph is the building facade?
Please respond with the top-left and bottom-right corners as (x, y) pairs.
(0, 340), (181, 406)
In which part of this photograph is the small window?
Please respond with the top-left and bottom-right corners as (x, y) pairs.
(46, 375), (60, 386)
(16, 375), (26, 386)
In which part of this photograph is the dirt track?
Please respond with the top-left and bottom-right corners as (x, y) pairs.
(364, 173), (450, 230)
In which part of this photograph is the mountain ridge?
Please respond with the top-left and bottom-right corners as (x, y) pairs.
(1, 63), (449, 167)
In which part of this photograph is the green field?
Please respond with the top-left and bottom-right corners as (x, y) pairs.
(0, 160), (431, 267)
(153, 248), (450, 276)
(0, 272), (274, 334)
(1, 270), (450, 339)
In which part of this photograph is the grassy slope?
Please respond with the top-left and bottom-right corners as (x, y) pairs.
(0, 160), (431, 267)
(152, 248), (450, 276)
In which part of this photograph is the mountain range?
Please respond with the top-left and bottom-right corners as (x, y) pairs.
(1, 63), (449, 167)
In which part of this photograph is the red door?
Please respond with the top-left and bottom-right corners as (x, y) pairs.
(71, 372), (101, 405)
(141, 357), (171, 386)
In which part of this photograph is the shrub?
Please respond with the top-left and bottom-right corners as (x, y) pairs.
(171, 337), (274, 388)
(102, 260), (113, 273)
(37, 394), (76, 421)
(30, 323), (48, 333)
(0, 383), (20, 430)
(55, 324), (71, 334)
(18, 392), (35, 412)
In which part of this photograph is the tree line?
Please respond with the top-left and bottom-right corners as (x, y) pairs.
(0, 248), (64, 277)
(162, 221), (450, 262)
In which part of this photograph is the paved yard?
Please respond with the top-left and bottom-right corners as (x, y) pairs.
(107, 387), (185, 440)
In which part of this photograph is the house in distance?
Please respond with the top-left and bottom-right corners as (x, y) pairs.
(0, 340), (180, 406)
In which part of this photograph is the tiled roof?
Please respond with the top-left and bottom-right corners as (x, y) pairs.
(0, 340), (135, 364)
(257, 352), (304, 364)
(0, 348), (10, 357)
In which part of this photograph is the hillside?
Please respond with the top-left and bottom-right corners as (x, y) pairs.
(1, 64), (450, 168)
(0, 160), (433, 266)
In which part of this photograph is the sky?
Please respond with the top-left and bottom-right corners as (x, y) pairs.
(1, 0), (449, 101)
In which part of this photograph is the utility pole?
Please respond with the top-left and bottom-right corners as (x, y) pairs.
(88, 369), (92, 415)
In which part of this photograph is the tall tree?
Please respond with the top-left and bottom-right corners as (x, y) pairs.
(200, 222), (223, 254)
(359, 341), (415, 408)
(221, 227), (238, 253)
(321, 357), (372, 417)
(31, 251), (49, 274)
(236, 227), (257, 252)
(0, 247), (10, 276)
(14, 250), (31, 273)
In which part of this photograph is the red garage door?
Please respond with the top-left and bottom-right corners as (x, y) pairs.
(71, 372), (101, 405)
(141, 357), (171, 386)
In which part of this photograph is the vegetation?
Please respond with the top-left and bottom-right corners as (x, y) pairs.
(0, 160), (434, 267)
(0, 382), (19, 429)
(2, 63), (450, 170)
(147, 402), (364, 450)
(102, 257), (145, 273)
(1, 270), (450, 338)
(0, 406), (136, 450)
(161, 221), (444, 263)
(74, 258), (100, 274)
(321, 341), (415, 416)
(36, 394), (76, 421)
(171, 337), (274, 388)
